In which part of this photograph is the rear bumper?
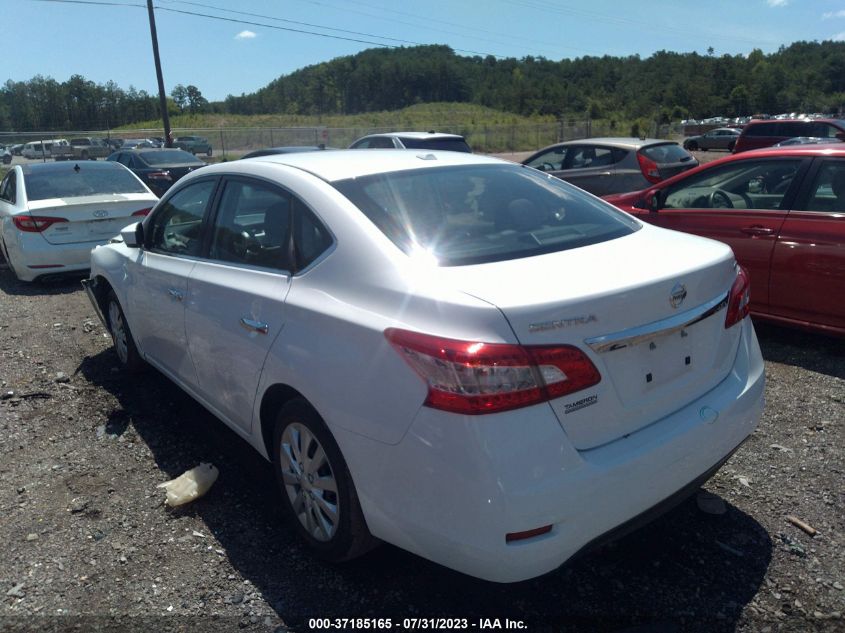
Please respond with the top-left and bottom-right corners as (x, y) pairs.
(343, 317), (765, 582)
(3, 228), (103, 281)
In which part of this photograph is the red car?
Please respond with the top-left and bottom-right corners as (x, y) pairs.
(604, 145), (845, 337)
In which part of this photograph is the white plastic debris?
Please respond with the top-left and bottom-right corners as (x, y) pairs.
(157, 463), (219, 507)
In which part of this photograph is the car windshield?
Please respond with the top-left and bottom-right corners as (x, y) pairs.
(140, 150), (204, 166)
(333, 164), (639, 266)
(24, 166), (148, 201)
(400, 138), (472, 153)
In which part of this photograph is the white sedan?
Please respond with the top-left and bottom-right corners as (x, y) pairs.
(0, 161), (157, 281)
(83, 150), (765, 582)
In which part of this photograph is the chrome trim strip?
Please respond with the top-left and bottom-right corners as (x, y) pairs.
(585, 293), (729, 353)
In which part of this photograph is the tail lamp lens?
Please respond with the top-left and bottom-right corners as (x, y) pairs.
(725, 266), (751, 328)
(385, 328), (600, 415)
(637, 151), (662, 184)
(147, 171), (172, 181)
(132, 208), (152, 217)
(13, 215), (68, 232)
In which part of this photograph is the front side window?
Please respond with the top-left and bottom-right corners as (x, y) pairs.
(209, 179), (292, 270)
(804, 161), (845, 213)
(148, 179), (216, 256)
(663, 159), (802, 210)
(333, 164), (639, 266)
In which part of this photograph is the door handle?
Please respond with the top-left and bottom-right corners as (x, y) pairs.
(168, 288), (185, 301)
(240, 317), (269, 335)
(740, 226), (774, 236)
(598, 171), (612, 176)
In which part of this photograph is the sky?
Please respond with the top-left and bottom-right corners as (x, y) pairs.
(6, 0), (845, 102)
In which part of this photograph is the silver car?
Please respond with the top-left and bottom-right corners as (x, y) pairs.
(682, 127), (741, 151)
(522, 138), (698, 196)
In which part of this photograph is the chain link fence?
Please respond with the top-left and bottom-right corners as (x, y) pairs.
(1, 119), (671, 160)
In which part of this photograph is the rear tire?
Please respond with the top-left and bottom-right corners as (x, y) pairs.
(687, 141), (699, 151)
(106, 291), (144, 373)
(273, 399), (377, 562)
(206, 148), (213, 157)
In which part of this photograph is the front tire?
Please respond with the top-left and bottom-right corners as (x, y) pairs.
(206, 147), (213, 157)
(106, 291), (144, 372)
(273, 399), (376, 562)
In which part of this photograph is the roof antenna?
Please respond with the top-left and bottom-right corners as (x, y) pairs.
(73, 163), (81, 172)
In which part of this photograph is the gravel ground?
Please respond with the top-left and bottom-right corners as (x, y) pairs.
(0, 253), (843, 633)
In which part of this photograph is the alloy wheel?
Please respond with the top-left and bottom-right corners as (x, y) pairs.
(279, 422), (340, 542)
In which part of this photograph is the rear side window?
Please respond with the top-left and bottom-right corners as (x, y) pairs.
(400, 138), (472, 153)
(0, 171), (16, 204)
(804, 161), (845, 213)
(333, 164), (639, 266)
(745, 122), (778, 137)
(23, 166), (148, 201)
(640, 143), (692, 163)
(563, 146), (615, 168)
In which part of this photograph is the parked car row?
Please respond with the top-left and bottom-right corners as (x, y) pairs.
(682, 119), (845, 154)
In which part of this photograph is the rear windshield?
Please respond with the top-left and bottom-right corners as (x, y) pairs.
(400, 138), (472, 153)
(333, 164), (639, 266)
(24, 166), (147, 201)
(640, 143), (693, 163)
(140, 150), (204, 166)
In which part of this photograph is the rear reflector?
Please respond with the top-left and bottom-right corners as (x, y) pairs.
(636, 151), (662, 184)
(725, 266), (751, 328)
(385, 328), (601, 415)
(506, 525), (553, 543)
(13, 215), (69, 232)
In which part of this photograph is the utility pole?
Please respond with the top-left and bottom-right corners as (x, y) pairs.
(146, 0), (172, 147)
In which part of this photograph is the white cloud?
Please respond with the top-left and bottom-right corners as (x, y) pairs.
(767, 0), (788, 6)
(235, 30), (257, 40)
(834, 30), (845, 40)
(822, 10), (845, 19)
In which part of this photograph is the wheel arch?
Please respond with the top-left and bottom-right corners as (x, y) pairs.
(259, 383), (309, 459)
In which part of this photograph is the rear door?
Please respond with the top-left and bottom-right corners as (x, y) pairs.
(552, 144), (617, 194)
(768, 157), (845, 332)
(642, 157), (809, 310)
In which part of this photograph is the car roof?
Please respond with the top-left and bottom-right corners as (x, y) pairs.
(19, 160), (126, 175)
(745, 143), (845, 156)
(201, 148), (503, 182)
(538, 137), (676, 151)
(361, 131), (465, 140)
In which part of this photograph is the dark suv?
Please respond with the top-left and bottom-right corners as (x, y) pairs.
(733, 118), (845, 153)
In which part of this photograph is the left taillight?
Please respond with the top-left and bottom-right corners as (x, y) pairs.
(725, 266), (751, 329)
(385, 328), (601, 415)
(636, 151), (662, 184)
(132, 208), (152, 217)
(12, 215), (68, 233)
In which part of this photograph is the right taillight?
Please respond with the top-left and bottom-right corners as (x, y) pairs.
(725, 267), (751, 329)
(384, 328), (601, 415)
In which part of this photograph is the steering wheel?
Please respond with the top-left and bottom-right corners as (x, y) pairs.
(709, 189), (734, 209)
(231, 230), (260, 259)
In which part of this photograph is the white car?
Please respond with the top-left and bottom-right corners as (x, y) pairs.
(0, 162), (158, 281)
(83, 150), (765, 582)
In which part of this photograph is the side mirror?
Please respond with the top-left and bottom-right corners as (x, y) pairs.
(121, 222), (144, 248)
(640, 189), (662, 212)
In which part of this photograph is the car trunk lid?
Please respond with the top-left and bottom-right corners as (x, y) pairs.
(437, 226), (742, 450)
(27, 195), (154, 245)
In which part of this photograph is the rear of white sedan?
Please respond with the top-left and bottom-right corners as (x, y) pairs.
(85, 151), (764, 583)
(0, 162), (157, 281)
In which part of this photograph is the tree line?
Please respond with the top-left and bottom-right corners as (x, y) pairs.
(2, 40), (844, 132)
